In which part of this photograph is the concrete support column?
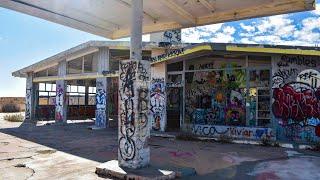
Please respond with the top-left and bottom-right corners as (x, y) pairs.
(118, 0), (150, 169)
(94, 47), (109, 129)
(55, 61), (67, 123)
(25, 72), (36, 121)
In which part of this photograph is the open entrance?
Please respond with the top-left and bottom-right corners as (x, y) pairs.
(166, 87), (182, 131)
(66, 79), (96, 120)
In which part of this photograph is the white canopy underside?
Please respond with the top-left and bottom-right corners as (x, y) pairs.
(0, 0), (315, 39)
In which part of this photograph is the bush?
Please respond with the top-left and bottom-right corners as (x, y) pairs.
(217, 134), (233, 143)
(259, 137), (280, 147)
(1, 104), (21, 113)
(260, 137), (273, 146)
(310, 141), (320, 151)
(176, 132), (199, 141)
(4, 114), (24, 122)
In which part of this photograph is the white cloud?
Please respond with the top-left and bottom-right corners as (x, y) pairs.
(240, 23), (255, 32)
(206, 26), (236, 43)
(182, 8), (320, 47)
(182, 23), (223, 43)
(238, 14), (320, 46)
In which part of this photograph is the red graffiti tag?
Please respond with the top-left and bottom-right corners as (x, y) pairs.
(272, 84), (320, 124)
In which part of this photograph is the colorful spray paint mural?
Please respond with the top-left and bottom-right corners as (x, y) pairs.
(150, 78), (166, 131)
(55, 83), (65, 122)
(95, 79), (107, 128)
(185, 67), (246, 126)
(118, 60), (150, 168)
(272, 55), (320, 143)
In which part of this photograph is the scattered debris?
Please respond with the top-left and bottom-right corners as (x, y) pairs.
(36, 150), (57, 154)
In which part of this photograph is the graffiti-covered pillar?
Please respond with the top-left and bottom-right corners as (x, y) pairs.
(150, 78), (166, 131)
(25, 72), (36, 121)
(55, 61), (67, 123)
(118, 0), (150, 169)
(94, 47), (109, 129)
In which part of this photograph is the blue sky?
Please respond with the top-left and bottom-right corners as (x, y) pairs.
(0, 1), (319, 97)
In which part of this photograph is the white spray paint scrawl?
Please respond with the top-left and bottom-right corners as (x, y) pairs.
(297, 69), (320, 88)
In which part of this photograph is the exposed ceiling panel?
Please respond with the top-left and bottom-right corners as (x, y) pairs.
(0, 0), (315, 39)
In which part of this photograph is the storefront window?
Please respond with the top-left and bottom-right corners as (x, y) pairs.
(248, 69), (271, 127)
(163, 54), (273, 128)
(67, 85), (86, 105)
(185, 68), (246, 125)
(167, 74), (182, 87)
(167, 61), (183, 72)
(38, 83), (56, 105)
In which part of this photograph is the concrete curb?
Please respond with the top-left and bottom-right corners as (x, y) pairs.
(96, 160), (178, 180)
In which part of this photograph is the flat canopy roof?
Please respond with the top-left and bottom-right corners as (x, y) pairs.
(151, 43), (320, 65)
(1, 0), (315, 39)
(11, 41), (187, 78)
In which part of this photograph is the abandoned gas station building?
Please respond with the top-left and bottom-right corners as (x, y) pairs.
(13, 38), (320, 144)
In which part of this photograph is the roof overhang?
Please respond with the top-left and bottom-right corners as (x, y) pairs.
(12, 41), (187, 77)
(151, 43), (320, 65)
(0, 0), (315, 39)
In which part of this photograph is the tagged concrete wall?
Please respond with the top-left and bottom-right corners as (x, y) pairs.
(272, 55), (320, 143)
(193, 124), (275, 140)
(150, 62), (166, 131)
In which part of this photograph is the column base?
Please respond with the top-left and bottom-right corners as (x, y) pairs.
(96, 160), (177, 180)
(87, 125), (105, 130)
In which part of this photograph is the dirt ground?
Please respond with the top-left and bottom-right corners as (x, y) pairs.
(1, 113), (320, 180)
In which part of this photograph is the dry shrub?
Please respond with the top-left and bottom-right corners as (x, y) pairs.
(176, 132), (199, 141)
(217, 134), (233, 143)
(1, 104), (21, 113)
(4, 114), (24, 122)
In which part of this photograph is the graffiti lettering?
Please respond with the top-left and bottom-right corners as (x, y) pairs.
(193, 125), (274, 140)
(150, 78), (166, 131)
(163, 30), (181, 43)
(150, 48), (184, 62)
(272, 82), (320, 124)
(55, 84), (64, 121)
(273, 68), (298, 80)
(280, 55), (318, 68)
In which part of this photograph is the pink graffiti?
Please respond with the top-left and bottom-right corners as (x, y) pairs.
(272, 83), (320, 124)
(168, 151), (193, 158)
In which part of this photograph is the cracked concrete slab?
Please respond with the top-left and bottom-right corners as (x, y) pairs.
(0, 113), (320, 179)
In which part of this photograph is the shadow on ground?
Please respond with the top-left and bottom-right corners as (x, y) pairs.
(1, 120), (320, 179)
(0, 121), (118, 163)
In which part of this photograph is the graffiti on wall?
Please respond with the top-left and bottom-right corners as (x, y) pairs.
(272, 55), (320, 142)
(118, 60), (150, 168)
(25, 88), (32, 120)
(150, 78), (166, 131)
(193, 124), (274, 140)
(95, 80), (107, 128)
(55, 83), (64, 121)
(108, 78), (119, 118)
(185, 68), (246, 126)
(163, 30), (181, 44)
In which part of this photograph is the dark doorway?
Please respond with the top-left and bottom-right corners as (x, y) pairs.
(166, 87), (182, 131)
